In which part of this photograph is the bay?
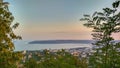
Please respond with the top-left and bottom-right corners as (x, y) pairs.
(14, 40), (92, 51)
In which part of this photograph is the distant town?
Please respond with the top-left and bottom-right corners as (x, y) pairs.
(21, 47), (95, 63)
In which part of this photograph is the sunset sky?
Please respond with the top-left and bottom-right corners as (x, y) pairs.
(5, 0), (120, 40)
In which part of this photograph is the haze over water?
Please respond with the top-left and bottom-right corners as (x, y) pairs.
(14, 40), (92, 51)
(6, 0), (119, 40)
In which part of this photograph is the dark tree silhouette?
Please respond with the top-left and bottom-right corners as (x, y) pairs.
(80, 0), (120, 68)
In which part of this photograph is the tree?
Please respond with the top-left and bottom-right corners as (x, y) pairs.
(0, 0), (22, 68)
(80, 0), (120, 68)
(24, 58), (39, 68)
(24, 49), (88, 68)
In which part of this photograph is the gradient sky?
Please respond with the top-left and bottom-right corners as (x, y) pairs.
(5, 0), (120, 40)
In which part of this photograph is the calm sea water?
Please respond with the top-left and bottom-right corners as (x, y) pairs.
(14, 40), (92, 51)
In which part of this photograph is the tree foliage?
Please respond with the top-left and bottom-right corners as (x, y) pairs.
(24, 50), (88, 68)
(80, 0), (120, 68)
(0, 0), (22, 68)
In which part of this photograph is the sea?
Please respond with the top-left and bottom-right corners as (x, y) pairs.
(14, 40), (93, 51)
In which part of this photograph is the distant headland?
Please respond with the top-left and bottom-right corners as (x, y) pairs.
(28, 40), (120, 44)
(29, 40), (94, 44)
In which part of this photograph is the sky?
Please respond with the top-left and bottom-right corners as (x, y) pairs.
(4, 0), (120, 40)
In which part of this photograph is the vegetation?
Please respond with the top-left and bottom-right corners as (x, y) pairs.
(80, 0), (120, 68)
(0, 0), (120, 68)
(0, 0), (22, 68)
(24, 49), (88, 68)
